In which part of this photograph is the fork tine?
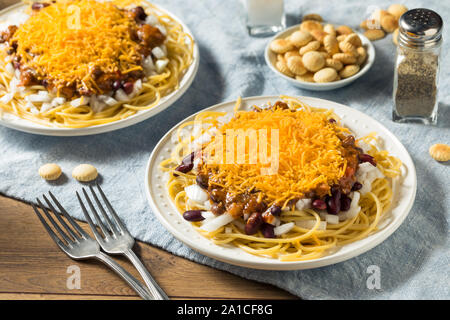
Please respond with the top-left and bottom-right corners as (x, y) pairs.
(88, 185), (118, 234)
(32, 204), (69, 252)
(48, 191), (90, 239)
(81, 188), (110, 238)
(43, 194), (81, 242)
(95, 183), (128, 233)
(76, 191), (104, 242)
(36, 199), (73, 246)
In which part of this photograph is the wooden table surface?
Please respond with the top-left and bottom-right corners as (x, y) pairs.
(0, 195), (295, 300)
(0, 0), (296, 300)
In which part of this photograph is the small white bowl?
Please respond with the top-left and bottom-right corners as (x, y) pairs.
(265, 24), (375, 91)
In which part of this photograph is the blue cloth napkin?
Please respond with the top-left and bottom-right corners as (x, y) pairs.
(0, 0), (449, 299)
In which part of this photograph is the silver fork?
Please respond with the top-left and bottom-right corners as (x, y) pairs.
(32, 193), (153, 300)
(77, 184), (168, 300)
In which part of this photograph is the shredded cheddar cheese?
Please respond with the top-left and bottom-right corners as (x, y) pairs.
(202, 106), (348, 205)
(12, 0), (142, 93)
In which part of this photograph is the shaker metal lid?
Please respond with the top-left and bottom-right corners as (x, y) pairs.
(399, 8), (443, 41)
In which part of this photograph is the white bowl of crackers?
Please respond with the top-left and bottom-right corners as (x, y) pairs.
(265, 19), (375, 91)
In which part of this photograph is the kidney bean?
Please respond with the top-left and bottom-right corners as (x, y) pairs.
(210, 202), (225, 216)
(312, 199), (327, 210)
(228, 202), (244, 218)
(329, 118), (336, 123)
(342, 135), (355, 147)
(173, 152), (195, 176)
(359, 153), (377, 166)
(12, 55), (20, 69)
(261, 211), (275, 225)
(174, 163), (191, 175)
(351, 182), (363, 191)
(209, 188), (226, 203)
(196, 174), (209, 189)
(182, 210), (204, 222)
(32, 2), (50, 10)
(112, 80), (122, 91)
(245, 212), (263, 235)
(182, 152), (194, 165)
(123, 82), (134, 95)
(326, 187), (341, 215)
(340, 194), (352, 211)
(261, 223), (275, 238)
(131, 6), (147, 21)
(269, 204), (281, 216)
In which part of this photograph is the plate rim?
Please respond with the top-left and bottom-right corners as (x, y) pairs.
(264, 24), (376, 91)
(0, 1), (200, 136)
(144, 95), (417, 270)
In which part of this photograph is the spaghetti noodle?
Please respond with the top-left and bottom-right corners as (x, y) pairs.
(0, 0), (193, 128)
(160, 96), (402, 261)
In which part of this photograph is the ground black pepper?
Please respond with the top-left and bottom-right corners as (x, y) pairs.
(394, 49), (438, 118)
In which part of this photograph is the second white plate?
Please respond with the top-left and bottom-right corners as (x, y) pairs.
(0, 2), (199, 136)
(144, 95), (417, 270)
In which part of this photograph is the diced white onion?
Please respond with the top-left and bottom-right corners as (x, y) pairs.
(70, 96), (90, 107)
(145, 14), (159, 26)
(199, 211), (216, 225)
(185, 184), (209, 203)
(151, 46), (166, 59)
(202, 211), (215, 219)
(191, 131), (212, 147)
(356, 163), (384, 195)
(0, 92), (13, 104)
(295, 198), (312, 211)
(270, 215), (280, 226)
(318, 210), (328, 220)
(98, 95), (117, 106)
(155, 59), (169, 73)
(295, 220), (327, 230)
(51, 97), (66, 107)
(40, 102), (53, 113)
(114, 88), (129, 101)
(29, 106), (39, 115)
(203, 200), (211, 210)
(155, 24), (167, 35)
(193, 157), (202, 171)
(274, 222), (295, 236)
(232, 219), (245, 231)
(326, 214), (339, 225)
(9, 77), (22, 94)
(143, 55), (155, 73)
(357, 141), (371, 153)
(5, 62), (14, 75)
(200, 213), (234, 232)
(129, 79), (142, 98)
(26, 93), (51, 103)
(89, 95), (106, 113)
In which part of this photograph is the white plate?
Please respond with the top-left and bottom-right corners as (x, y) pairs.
(145, 96), (417, 270)
(0, 2), (199, 136)
(265, 24), (375, 91)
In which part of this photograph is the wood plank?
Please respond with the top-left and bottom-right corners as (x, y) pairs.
(0, 293), (140, 300)
(0, 195), (296, 299)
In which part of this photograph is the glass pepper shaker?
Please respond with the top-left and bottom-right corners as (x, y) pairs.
(392, 8), (443, 125)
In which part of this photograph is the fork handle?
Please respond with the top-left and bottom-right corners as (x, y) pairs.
(94, 252), (153, 300)
(124, 248), (169, 300)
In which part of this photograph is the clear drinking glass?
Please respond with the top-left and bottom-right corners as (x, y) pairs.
(245, 0), (286, 37)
